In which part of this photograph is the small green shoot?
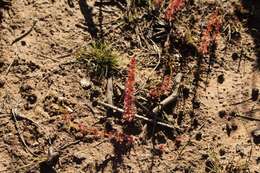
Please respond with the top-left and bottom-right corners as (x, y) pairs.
(76, 43), (119, 78)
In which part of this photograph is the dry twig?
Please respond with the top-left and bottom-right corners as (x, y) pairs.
(97, 101), (175, 129)
(11, 109), (37, 156)
(152, 73), (183, 113)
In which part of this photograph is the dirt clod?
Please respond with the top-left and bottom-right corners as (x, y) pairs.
(217, 74), (225, 84)
(0, 79), (5, 88)
(251, 88), (259, 101)
(252, 129), (260, 144)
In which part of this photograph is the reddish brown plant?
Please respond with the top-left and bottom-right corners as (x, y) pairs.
(80, 123), (135, 144)
(123, 56), (136, 122)
(165, 0), (184, 21)
(70, 121), (136, 144)
(199, 11), (222, 55)
(149, 75), (173, 98)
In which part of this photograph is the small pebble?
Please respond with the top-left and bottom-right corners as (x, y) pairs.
(0, 79), (5, 88)
(219, 148), (225, 156)
(232, 52), (239, 61)
(217, 74), (225, 84)
(251, 88), (259, 101)
(80, 78), (92, 90)
(27, 94), (37, 104)
(73, 153), (86, 164)
(218, 110), (226, 118)
(252, 129), (260, 144)
(195, 132), (202, 141)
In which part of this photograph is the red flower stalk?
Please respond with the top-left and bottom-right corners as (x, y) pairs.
(199, 11), (221, 55)
(123, 56), (136, 122)
(149, 75), (173, 98)
(64, 121), (136, 144)
(78, 123), (135, 144)
(165, 0), (184, 21)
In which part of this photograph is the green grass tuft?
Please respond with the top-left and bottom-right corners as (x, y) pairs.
(76, 42), (119, 78)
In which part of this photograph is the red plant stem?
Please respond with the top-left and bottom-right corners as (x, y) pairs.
(199, 11), (221, 55)
(165, 0), (184, 21)
(149, 75), (173, 98)
(78, 122), (135, 144)
(123, 56), (136, 122)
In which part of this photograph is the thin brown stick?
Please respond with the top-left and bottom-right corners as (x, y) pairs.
(230, 113), (260, 122)
(11, 109), (37, 156)
(97, 101), (175, 129)
(106, 77), (113, 105)
(11, 20), (37, 45)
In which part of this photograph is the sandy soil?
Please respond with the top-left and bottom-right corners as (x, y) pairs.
(0, 0), (260, 172)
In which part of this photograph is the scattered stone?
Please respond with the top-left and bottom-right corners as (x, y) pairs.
(90, 87), (101, 99)
(256, 157), (260, 164)
(201, 153), (209, 160)
(231, 31), (241, 41)
(182, 87), (190, 99)
(0, 79), (5, 88)
(218, 110), (226, 118)
(0, 60), (4, 68)
(251, 88), (259, 101)
(73, 153), (86, 164)
(192, 99), (200, 109)
(195, 132), (202, 141)
(26, 94), (37, 104)
(20, 84), (33, 93)
(217, 74), (225, 84)
(232, 52), (239, 61)
(226, 123), (232, 136)
(235, 144), (245, 157)
(21, 40), (26, 46)
(219, 148), (225, 156)
(80, 78), (92, 90)
(252, 129), (260, 144)
(231, 122), (238, 131)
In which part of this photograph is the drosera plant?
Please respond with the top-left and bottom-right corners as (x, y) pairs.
(61, 113), (135, 145)
(123, 56), (137, 122)
(75, 42), (119, 79)
(199, 11), (222, 55)
(149, 74), (173, 99)
(165, 0), (184, 21)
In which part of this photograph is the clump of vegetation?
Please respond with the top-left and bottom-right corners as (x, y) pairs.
(199, 11), (222, 55)
(62, 113), (135, 145)
(76, 42), (119, 78)
(165, 0), (184, 21)
(123, 56), (137, 122)
(149, 75), (173, 99)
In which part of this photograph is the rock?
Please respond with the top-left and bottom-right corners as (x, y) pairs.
(182, 87), (190, 99)
(20, 84), (32, 93)
(195, 132), (202, 141)
(80, 78), (91, 90)
(26, 94), (37, 104)
(235, 144), (245, 157)
(219, 148), (225, 156)
(192, 99), (200, 109)
(217, 74), (225, 84)
(252, 129), (260, 144)
(218, 110), (226, 118)
(73, 153), (86, 164)
(0, 79), (5, 88)
(251, 88), (259, 101)
(232, 52), (239, 61)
